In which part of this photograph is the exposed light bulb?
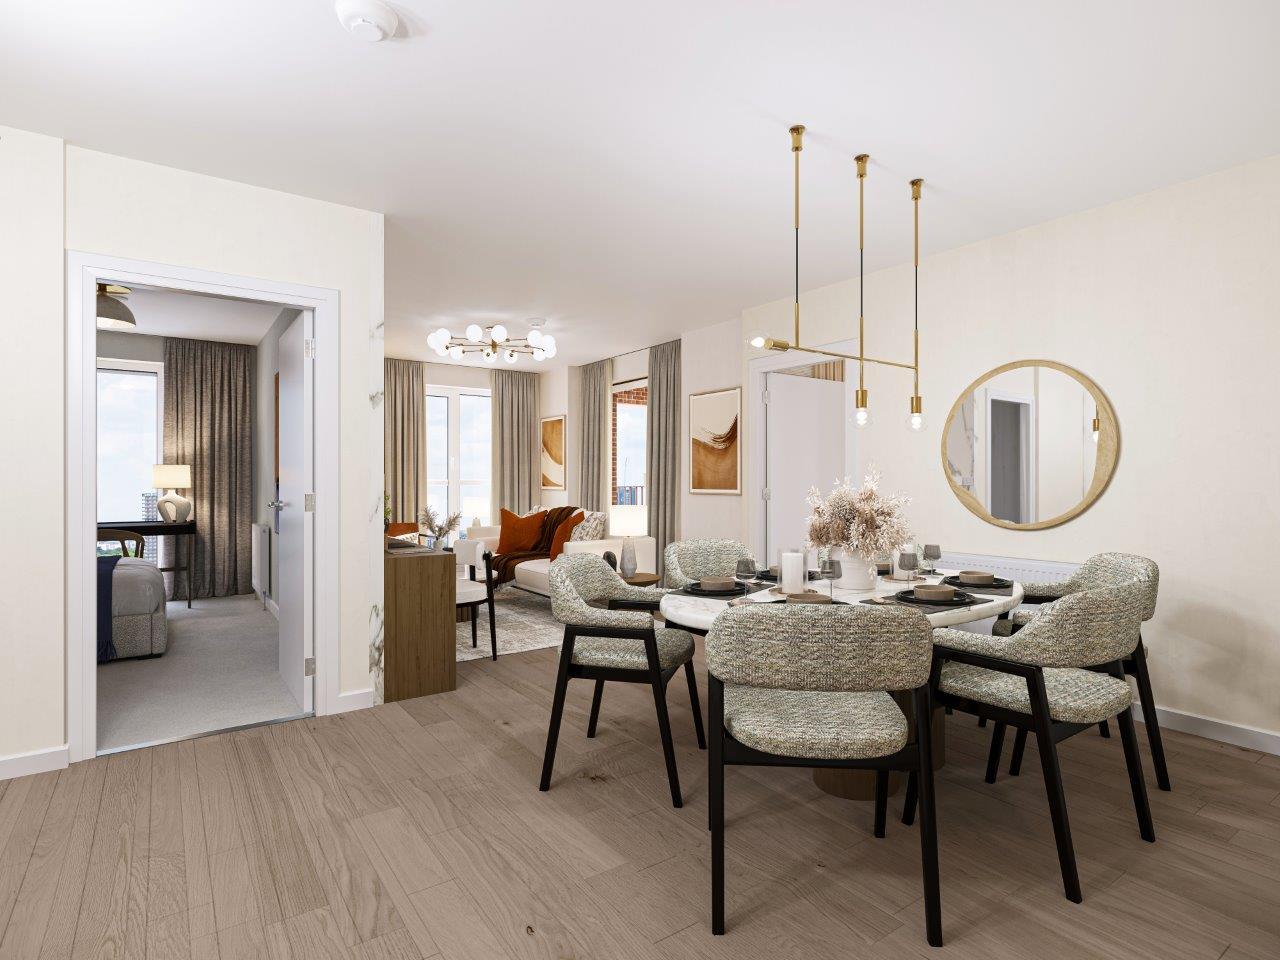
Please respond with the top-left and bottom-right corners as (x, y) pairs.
(542, 335), (557, 359)
(503, 349), (517, 364)
(526, 328), (543, 348)
(433, 344), (447, 358)
(907, 412), (926, 432)
(1091, 430), (1100, 444)
(433, 327), (451, 346)
(749, 335), (766, 349)
(532, 348), (546, 361)
(447, 345), (463, 360)
(854, 407), (871, 428)
(491, 324), (509, 344)
(465, 323), (484, 343)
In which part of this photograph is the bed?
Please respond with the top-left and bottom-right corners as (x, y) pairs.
(97, 542), (169, 662)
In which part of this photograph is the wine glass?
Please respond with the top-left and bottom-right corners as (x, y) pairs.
(923, 544), (942, 575)
(898, 550), (919, 581)
(819, 555), (842, 598)
(734, 558), (758, 592)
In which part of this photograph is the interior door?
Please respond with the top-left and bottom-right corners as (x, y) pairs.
(764, 371), (845, 565)
(277, 311), (314, 711)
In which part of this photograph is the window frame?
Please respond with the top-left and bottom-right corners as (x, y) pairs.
(609, 376), (648, 535)
(424, 383), (493, 527)
(95, 357), (165, 522)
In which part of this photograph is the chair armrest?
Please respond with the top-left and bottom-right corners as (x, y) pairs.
(930, 641), (1040, 679)
(607, 598), (663, 612)
(455, 537), (499, 567)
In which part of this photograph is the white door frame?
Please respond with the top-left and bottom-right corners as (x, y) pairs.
(67, 251), (341, 763)
(984, 388), (1036, 524)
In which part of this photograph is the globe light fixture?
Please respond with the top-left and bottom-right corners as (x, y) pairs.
(424, 320), (558, 364)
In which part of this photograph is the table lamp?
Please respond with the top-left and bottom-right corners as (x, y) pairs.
(153, 464), (193, 522)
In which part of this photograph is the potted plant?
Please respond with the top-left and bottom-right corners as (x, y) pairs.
(806, 469), (912, 590)
(418, 505), (462, 551)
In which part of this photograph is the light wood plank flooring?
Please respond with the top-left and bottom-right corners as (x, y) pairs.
(0, 645), (1277, 959)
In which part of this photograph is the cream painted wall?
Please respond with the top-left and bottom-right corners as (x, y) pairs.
(0, 127), (65, 762)
(423, 361), (490, 389)
(681, 319), (743, 540)
(738, 154), (1280, 737)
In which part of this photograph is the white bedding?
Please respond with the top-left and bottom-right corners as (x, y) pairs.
(112, 557), (167, 616)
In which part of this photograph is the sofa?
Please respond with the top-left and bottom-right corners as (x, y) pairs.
(454, 523), (657, 597)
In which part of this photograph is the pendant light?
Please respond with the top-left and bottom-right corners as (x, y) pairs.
(96, 283), (136, 330)
(907, 178), (926, 432)
(854, 154), (871, 428)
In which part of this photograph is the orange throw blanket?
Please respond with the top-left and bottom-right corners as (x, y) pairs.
(491, 505), (579, 586)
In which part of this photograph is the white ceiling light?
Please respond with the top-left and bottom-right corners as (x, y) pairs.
(426, 319), (560, 364)
(334, 0), (398, 43)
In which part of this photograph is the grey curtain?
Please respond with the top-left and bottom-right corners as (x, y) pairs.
(491, 369), (540, 515)
(646, 340), (681, 575)
(162, 338), (255, 599)
(578, 358), (612, 512)
(383, 357), (426, 523)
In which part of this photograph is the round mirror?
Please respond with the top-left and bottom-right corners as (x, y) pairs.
(941, 360), (1118, 530)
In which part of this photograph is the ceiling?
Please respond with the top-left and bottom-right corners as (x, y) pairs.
(101, 286), (286, 344)
(6, 1), (1280, 368)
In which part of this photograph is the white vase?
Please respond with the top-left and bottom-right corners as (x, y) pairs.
(831, 545), (876, 590)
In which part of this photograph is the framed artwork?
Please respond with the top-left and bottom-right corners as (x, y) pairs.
(541, 415), (566, 490)
(689, 387), (741, 495)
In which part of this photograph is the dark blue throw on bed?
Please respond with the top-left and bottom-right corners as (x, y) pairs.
(97, 555), (121, 663)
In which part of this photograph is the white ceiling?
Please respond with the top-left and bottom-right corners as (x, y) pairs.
(6, 1), (1280, 368)
(103, 286), (286, 344)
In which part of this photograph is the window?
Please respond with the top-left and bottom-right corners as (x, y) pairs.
(425, 387), (492, 527)
(610, 379), (647, 535)
(97, 359), (164, 558)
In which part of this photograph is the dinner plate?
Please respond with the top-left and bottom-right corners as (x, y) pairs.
(941, 575), (1013, 589)
(894, 589), (978, 607)
(683, 582), (750, 598)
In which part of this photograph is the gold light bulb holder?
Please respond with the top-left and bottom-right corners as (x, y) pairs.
(1091, 415), (1101, 433)
(855, 388), (869, 410)
(910, 395), (923, 416)
(790, 125), (805, 151)
(855, 153), (869, 178)
(762, 338), (791, 352)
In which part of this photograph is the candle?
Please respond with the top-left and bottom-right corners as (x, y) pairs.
(780, 550), (806, 595)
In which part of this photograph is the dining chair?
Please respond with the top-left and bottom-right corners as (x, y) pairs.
(540, 553), (704, 807)
(456, 546), (498, 661)
(705, 603), (942, 947)
(98, 528), (146, 558)
(992, 553), (1168, 791)
(663, 538), (754, 588)
(925, 583), (1155, 903)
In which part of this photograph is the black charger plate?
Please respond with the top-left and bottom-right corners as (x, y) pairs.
(894, 589), (978, 607)
(683, 582), (750, 598)
(941, 575), (1013, 590)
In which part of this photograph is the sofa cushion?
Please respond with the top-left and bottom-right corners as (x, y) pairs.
(571, 510), (607, 541)
(498, 508), (545, 554)
(514, 558), (552, 595)
(550, 512), (584, 560)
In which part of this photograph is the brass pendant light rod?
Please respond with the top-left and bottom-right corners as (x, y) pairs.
(855, 153), (869, 412)
(790, 125), (804, 348)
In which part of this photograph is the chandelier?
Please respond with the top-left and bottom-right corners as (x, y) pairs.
(749, 125), (928, 432)
(426, 319), (558, 364)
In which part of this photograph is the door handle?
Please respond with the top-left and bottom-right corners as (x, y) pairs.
(268, 500), (287, 509)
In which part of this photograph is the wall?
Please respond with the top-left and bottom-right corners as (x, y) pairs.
(97, 330), (165, 363)
(256, 308), (300, 602)
(0, 127), (65, 769)
(423, 361), (490, 389)
(680, 319), (743, 540)
(738, 154), (1280, 739)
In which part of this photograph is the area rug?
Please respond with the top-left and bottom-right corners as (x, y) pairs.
(456, 585), (563, 662)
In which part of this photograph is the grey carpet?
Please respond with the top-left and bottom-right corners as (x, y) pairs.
(97, 594), (304, 751)
(455, 585), (563, 662)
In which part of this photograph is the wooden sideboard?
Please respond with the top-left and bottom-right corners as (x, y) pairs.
(383, 548), (456, 701)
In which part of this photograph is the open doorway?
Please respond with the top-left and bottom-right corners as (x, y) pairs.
(68, 254), (339, 762)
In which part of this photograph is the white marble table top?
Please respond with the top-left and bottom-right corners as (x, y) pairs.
(659, 568), (1024, 633)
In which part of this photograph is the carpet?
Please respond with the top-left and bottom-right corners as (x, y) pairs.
(97, 594), (305, 751)
(455, 584), (563, 662)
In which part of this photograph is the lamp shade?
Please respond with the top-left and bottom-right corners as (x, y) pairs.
(96, 292), (136, 329)
(153, 464), (192, 490)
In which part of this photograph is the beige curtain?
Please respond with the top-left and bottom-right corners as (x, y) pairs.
(491, 369), (540, 515)
(162, 337), (255, 599)
(646, 340), (681, 575)
(383, 358), (426, 523)
(577, 358), (612, 512)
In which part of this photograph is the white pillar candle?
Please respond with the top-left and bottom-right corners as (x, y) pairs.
(781, 550), (806, 595)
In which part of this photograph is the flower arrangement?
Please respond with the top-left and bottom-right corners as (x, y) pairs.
(418, 505), (462, 541)
(806, 469), (912, 558)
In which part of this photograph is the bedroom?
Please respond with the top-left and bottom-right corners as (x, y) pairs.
(94, 283), (308, 751)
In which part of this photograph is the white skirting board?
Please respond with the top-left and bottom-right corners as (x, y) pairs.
(266, 596), (280, 620)
(333, 688), (375, 713)
(0, 744), (69, 780)
(1134, 703), (1280, 757)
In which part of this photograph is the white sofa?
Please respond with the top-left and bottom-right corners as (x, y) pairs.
(454, 525), (657, 597)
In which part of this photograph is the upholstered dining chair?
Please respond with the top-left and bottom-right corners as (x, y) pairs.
(992, 553), (1168, 791)
(456, 546), (498, 661)
(927, 583), (1156, 903)
(663, 538), (754, 588)
(541, 553), (704, 807)
(705, 603), (942, 947)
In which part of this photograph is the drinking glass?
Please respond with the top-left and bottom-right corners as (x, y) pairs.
(819, 556), (842, 598)
(898, 550), (919, 580)
(923, 543), (942, 574)
(734, 558), (758, 591)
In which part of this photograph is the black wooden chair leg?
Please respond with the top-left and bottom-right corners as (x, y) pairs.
(977, 716), (988, 728)
(470, 605), (478, 647)
(651, 671), (683, 808)
(914, 689), (943, 948)
(985, 721), (1007, 784)
(487, 594), (498, 661)
(1029, 672), (1082, 903)
(901, 770), (918, 826)
(1008, 726), (1028, 776)
(873, 770), (889, 838)
(709, 677), (725, 934)
(1132, 639), (1171, 791)
(684, 661), (706, 749)
(1115, 706), (1156, 842)
(539, 634), (574, 792)
(587, 679), (605, 738)
(1097, 719), (1111, 738)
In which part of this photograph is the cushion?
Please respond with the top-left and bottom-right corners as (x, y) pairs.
(513, 558), (552, 595)
(722, 685), (910, 760)
(498, 508), (546, 554)
(455, 580), (488, 604)
(571, 627), (695, 672)
(938, 661), (1133, 725)
(549, 512), (584, 560)
(571, 510), (607, 541)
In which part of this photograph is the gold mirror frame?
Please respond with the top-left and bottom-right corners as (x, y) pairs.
(940, 359), (1119, 531)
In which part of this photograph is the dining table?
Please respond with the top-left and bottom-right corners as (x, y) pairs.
(658, 568), (1025, 801)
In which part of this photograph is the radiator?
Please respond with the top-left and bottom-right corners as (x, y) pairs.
(938, 551), (1079, 585)
(251, 522), (272, 601)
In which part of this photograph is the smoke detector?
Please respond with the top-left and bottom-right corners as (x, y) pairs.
(335, 0), (398, 42)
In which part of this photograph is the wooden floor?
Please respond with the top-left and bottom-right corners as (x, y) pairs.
(1, 646), (1278, 960)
